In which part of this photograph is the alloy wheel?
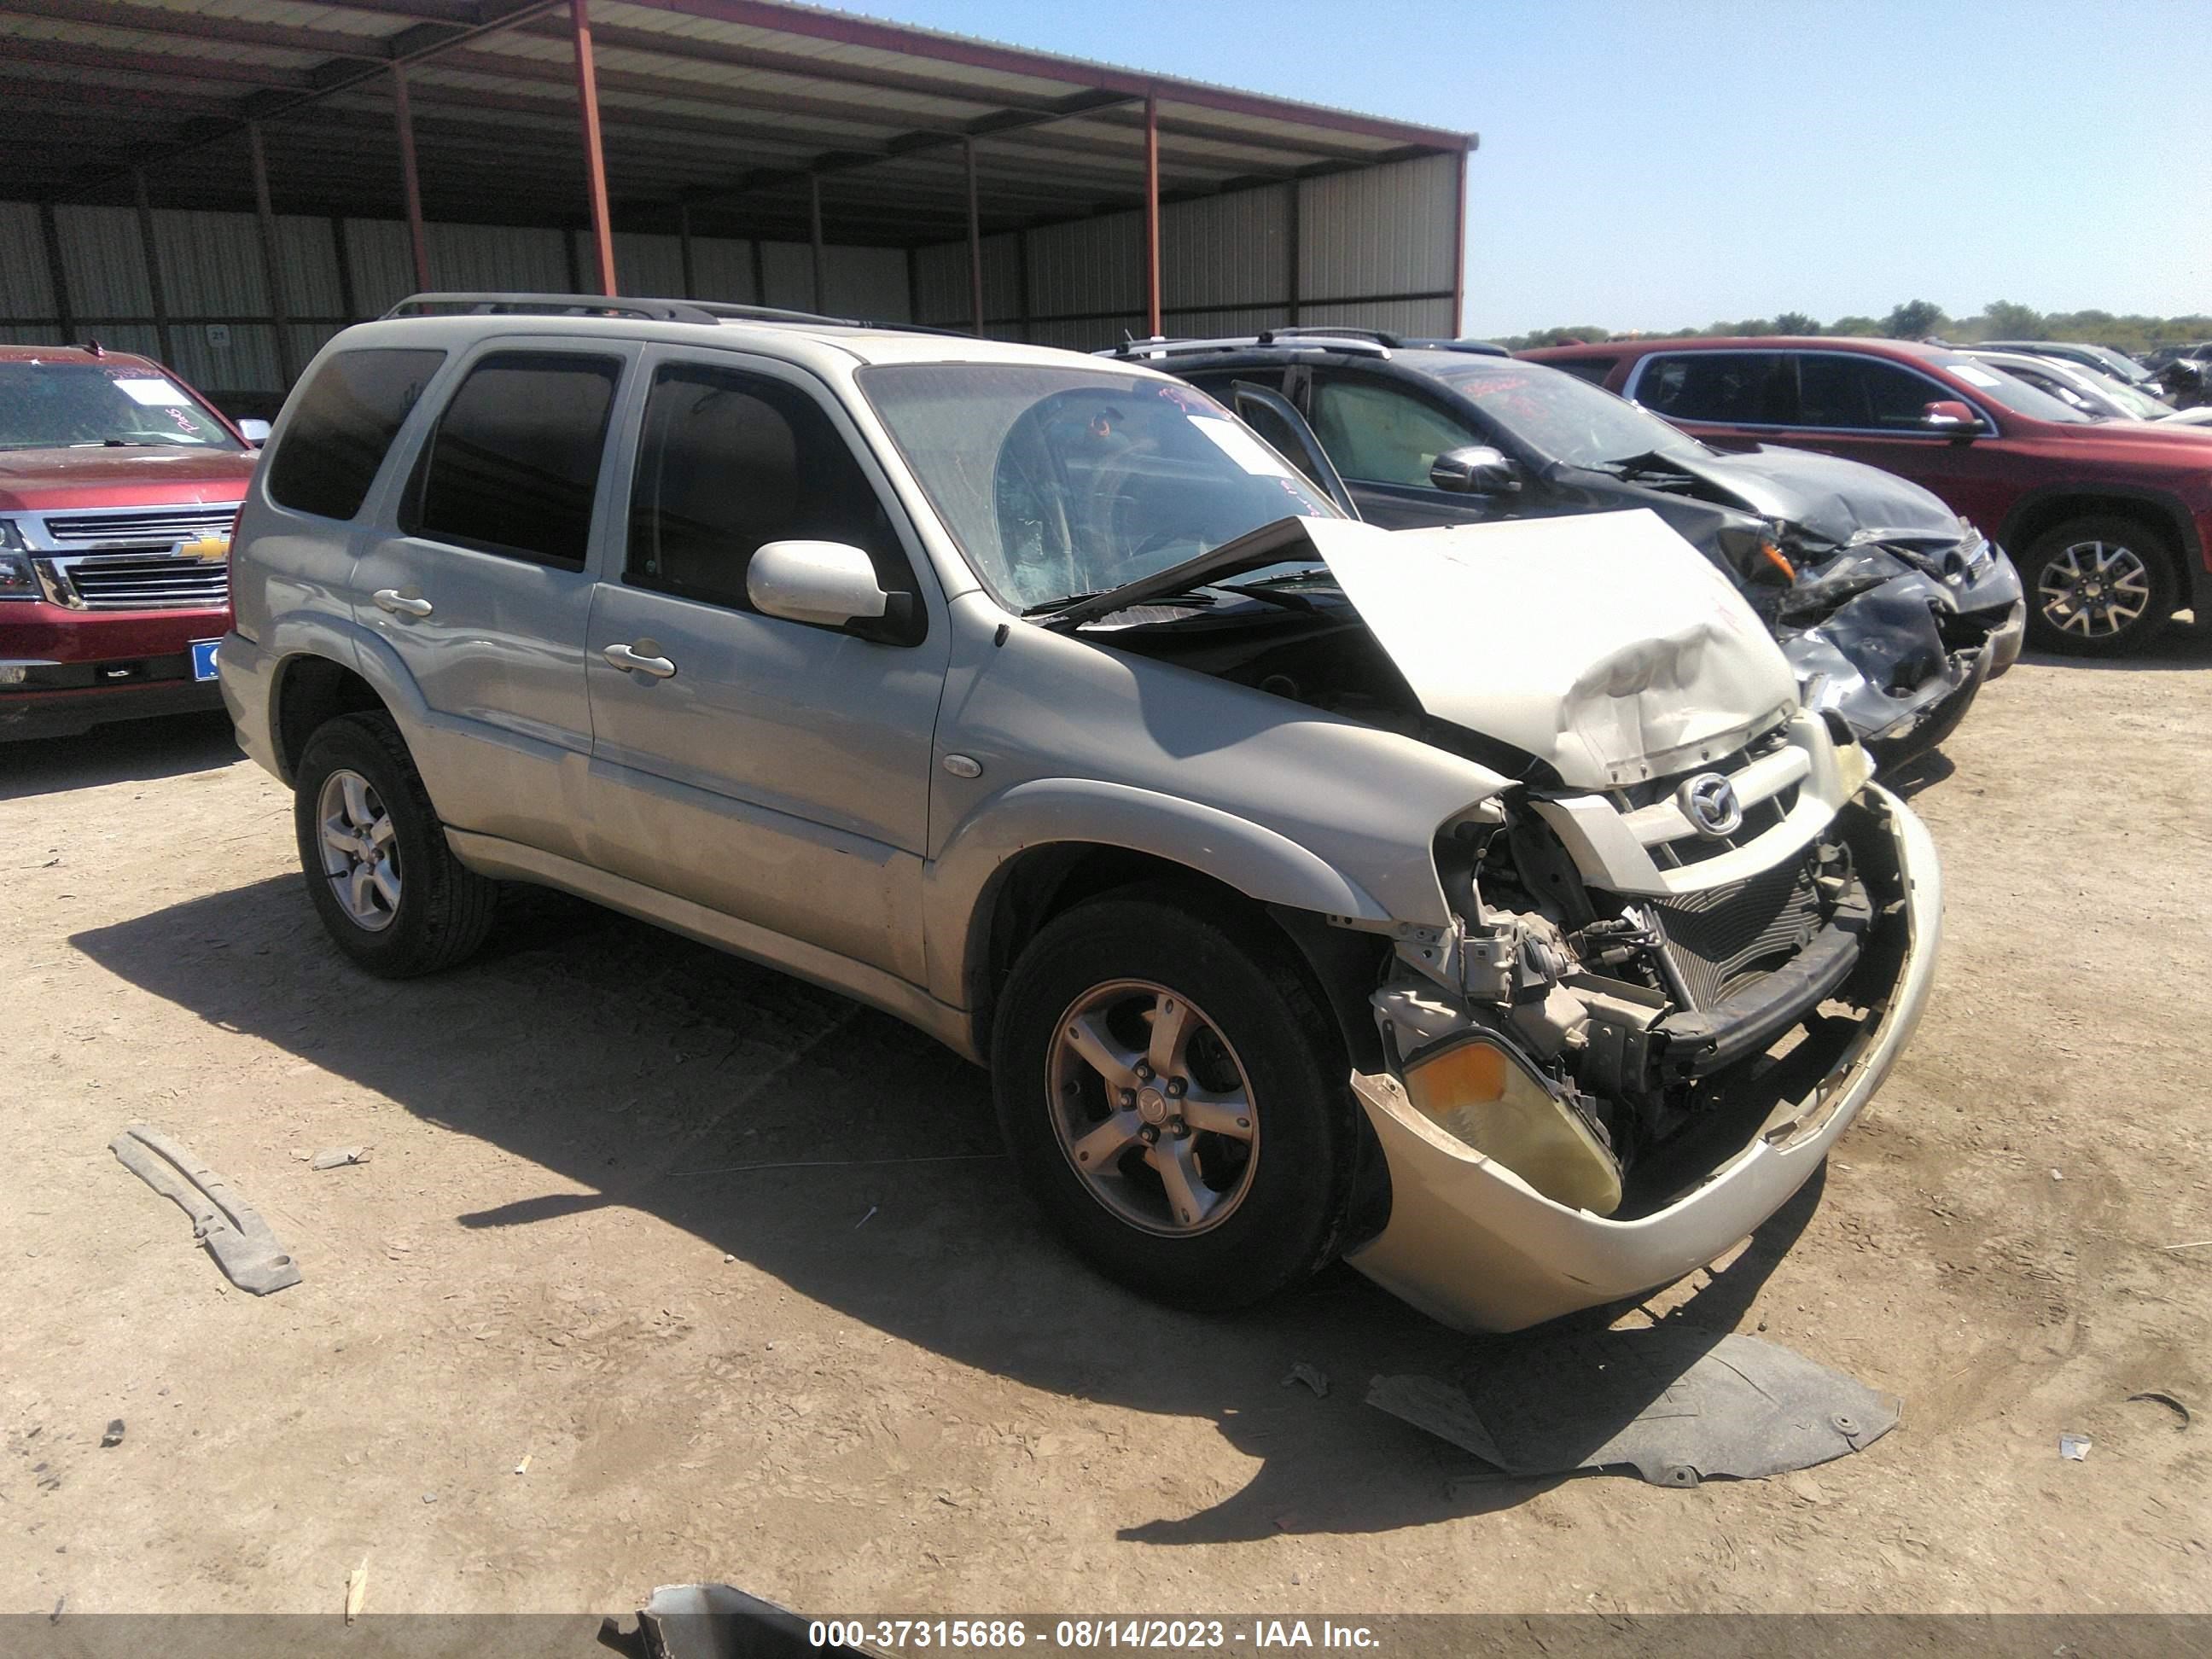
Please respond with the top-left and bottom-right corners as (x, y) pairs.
(1046, 979), (1259, 1237)
(2037, 539), (2151, 639)
(316, 767), (402, 932)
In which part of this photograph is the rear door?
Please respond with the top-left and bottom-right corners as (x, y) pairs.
(1762, 352), (2014, 521)
(581, 347), (947, 983)
(349, 339), (633, 862)
(1622, 349), (1793, 453)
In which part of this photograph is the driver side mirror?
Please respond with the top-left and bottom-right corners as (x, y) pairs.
(1430, 444), (1521, 494)
(1919, 400), (1981, 435)
(237, 418), (271, 448)
(748, 540), (920, 644)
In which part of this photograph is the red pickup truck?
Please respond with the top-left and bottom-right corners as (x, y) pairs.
(0, 344), (260, 741)
(1523, 335), (2212, 655)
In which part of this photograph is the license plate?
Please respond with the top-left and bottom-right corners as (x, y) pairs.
(190, 638), (221, 682)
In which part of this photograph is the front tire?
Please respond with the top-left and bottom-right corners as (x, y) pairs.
(292, 712), (496, 978)
(991, 887), (1359, 1311)
(2023, 515), (2175, 655)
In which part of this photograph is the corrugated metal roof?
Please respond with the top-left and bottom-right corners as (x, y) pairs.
(9, 0), (1471, 249)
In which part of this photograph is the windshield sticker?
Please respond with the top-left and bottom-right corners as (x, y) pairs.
(115, 377), (192, 406)
(1947, 364), (2005, 388)
(1191, 416), (1293, 477)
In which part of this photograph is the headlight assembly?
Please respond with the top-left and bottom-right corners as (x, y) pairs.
(1401, 1033), (1623, 1214)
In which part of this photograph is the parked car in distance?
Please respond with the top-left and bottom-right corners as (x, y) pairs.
(1980, 340), (2168, 397)
(221, 293), (1940, 1334)
(1961, 349), (2175, 422)
(0, 344), (264, 739)
(1524, 335), (2212, 654)
(1118, 331), (2022, 766)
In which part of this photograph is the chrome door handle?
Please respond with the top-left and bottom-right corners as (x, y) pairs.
(602, 641), (677, 679)
(372, 588), (434, 618)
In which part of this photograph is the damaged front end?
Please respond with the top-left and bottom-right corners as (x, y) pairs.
(1344, 711), (1938, 1332)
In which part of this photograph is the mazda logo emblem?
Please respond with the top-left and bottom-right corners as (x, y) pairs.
(1678, 772), (1743, 839)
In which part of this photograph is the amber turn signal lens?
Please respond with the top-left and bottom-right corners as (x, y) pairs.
(1401, 1034), (1623, 1215)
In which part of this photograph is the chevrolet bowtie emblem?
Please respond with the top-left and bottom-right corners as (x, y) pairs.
(179, 534), (232, 562)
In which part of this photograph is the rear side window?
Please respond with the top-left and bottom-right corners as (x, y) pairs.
(410, 352), (621, 568)
(266, 348), (445, 520)
(624, 361), (909, 611)
(1797, 355), (1953, 429)
(1634, 352), (1791, 424)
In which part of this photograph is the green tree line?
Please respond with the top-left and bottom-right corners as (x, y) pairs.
(1502, 300), (2211, 355)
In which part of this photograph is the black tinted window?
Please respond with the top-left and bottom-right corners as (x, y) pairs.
(1797, 355), (1952, 429)
(412, 352), (621, 567)
(1635, 352), (1791, 424)
(266, 349), (444, 519)
(626, 362), (906, 610)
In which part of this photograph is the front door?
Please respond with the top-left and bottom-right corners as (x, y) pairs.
(583, 350), (947, 983)
(1304, 371), (1506, 529)
(349, 341), (632, 862)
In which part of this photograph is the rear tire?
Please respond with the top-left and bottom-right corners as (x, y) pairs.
(2023, 515), (2175, 655)
(293, 712), (496, 978)
(990, 885), (1359, 1311)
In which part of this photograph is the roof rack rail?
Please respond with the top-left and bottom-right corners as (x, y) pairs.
(1108, 331), (1392, 360)
(1259, 325), (1405, 348)
(381, 292), (963, 337)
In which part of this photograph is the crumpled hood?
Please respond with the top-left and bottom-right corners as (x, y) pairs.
(1663, 445), (1963, 546)
(1306, 510), (1799, 789)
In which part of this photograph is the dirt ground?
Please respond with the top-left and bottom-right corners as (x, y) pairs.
(3, 626), (2209, 1622)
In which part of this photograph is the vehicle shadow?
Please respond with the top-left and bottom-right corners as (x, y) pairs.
(74, 873), (1824, 1543)
(0, 708), (239, 801)
(2015, 611), (2212, 672)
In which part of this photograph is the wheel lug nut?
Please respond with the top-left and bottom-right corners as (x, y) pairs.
(1171, 1119), (1190, 1138)
(1166, 1077), (1186, 1097)
(1118, 1089), (1136, 1109)
(1139, 1125), (1159, 1145)
(1135, 1063), (1153, 1082)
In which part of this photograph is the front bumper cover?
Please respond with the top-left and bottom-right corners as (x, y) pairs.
(1342, 783), (1939, 1333)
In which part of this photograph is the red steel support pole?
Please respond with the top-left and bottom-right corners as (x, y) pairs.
(247, 121), (297, 385)
(964, 137), (984, 336)
(392, 61), (432, 292)
(1143, 88), (1161, 338)
(809, 173), (825, 310)
(131, 167), (174, 365)
(1451, 144), (1469, 336)
(569, 0), (618, 296)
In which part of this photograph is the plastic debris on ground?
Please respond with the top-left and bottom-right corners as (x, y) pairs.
(1369, 1329), (1901, 1487)
(2060, 1434), (2093, 1460)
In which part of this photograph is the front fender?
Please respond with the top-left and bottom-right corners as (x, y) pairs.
(922, 777), (1400, 1010)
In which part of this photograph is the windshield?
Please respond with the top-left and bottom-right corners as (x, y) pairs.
(859, 364), (1337, 610)
(1932, 356), (2093, 423)
(1425, 357), (1710, 469)
(0, 360), (241, 451)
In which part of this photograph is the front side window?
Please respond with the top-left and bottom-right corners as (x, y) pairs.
(626, 362), (908, 611)
(1797, 355), (1962, 430)
(1929, 355), (2091, 424)
(1633, 352), (1791, 425)
(410, 352), (622, 567)
(268, 348), (445, 521)
(1428, 358), (1708, 469)
(859, 364), (1336, 611)
(0, 360), (240, 453)
(1309, 376), (1482, 487)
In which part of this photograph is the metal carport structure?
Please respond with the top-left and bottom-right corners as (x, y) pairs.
(0, 0), (1476, 409)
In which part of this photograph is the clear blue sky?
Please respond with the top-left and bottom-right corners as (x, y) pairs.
(820, 0), (2210, 337)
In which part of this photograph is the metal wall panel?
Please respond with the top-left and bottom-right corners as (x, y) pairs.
(1161, 184), (1289, 311)
(275, 216), (346, 317)
(163, 321), (282, 395)
(1300, 296), (1456, 337)
(1026, 212), (1143, 321)
(607, 231), (684, 297)
(759, 241), (815, 310)
(0, 203), (56, 320)
(343, 218), (417, 317)
(686, 237), (758, 304)
(428, 222), (571, 292)
(912, 235), (1016, 328)
(55, 206), (153, 317)
(825, 245), (911, 322)
(152, 209), (271, 316)
(1299, 153), (1458, 303)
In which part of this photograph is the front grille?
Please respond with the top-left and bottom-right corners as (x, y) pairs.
(1646, 855), (1826, 1010)
(41, 506), (236, 546)
(55, 553), (229, 611)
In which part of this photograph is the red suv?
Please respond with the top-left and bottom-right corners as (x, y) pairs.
(1524, 336), (2212, 655)
(0, 345), (259, 740)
